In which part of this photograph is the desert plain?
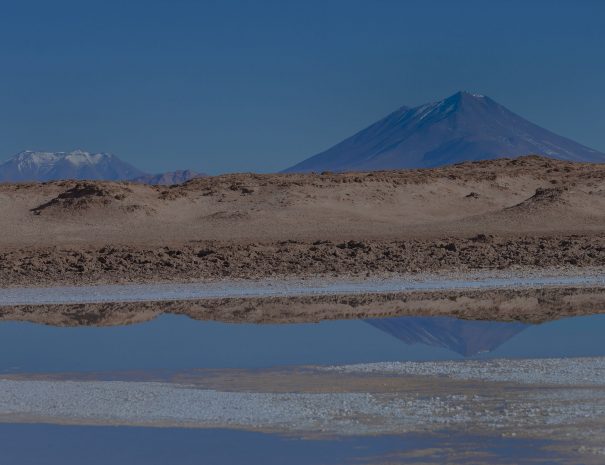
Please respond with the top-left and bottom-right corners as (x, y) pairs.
(2, 155), (605, 324)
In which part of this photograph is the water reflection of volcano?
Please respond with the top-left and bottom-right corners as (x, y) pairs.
(364, 317), (529, 356)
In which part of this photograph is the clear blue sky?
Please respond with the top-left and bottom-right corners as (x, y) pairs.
(1, 0), (603, 174)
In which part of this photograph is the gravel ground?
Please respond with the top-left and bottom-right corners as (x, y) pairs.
(1, 358), (605, 446)
(2, 271), (605, 306)
(320, 357), (605, 386)
(0, 379), (604, 438)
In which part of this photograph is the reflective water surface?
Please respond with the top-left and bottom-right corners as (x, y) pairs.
(1, 313), (604, 464)
(1, 314), (604, 373)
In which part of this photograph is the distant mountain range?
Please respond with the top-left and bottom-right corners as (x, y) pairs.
(0, 150), (144, 182)
(130, 170), (206, 185)
(365, 316), (528, 357)
(0, 150), (204, 185)
(5, 93), (604, 181)
(285, 91), (605, 172)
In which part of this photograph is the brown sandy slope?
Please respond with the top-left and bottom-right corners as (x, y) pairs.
(2, 155), (605, 287)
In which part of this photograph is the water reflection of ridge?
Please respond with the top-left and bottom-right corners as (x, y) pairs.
(364, 317), (529, 356)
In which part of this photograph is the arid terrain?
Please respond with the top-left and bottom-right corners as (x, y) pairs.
(2, 155), (605, 323)
(2, 155), (605, 284)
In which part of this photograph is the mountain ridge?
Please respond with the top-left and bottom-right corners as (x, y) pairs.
(285, 91), (605, 172)
(0, 150), (205, 185)
(0, 150), (145, 182)
(130, 170), (207, 186)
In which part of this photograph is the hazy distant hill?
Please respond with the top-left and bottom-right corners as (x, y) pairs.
(0, 150), (207, 185)
(285, 91), (605, 172)
(130, 169), (206, 185)
(0, 150), (145, 182)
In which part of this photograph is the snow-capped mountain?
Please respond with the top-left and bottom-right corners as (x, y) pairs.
(365, 316), (528, 357)
(0, 150), (145, 182)
(130, 169), (207, 185)
(285, 91), (605, 172)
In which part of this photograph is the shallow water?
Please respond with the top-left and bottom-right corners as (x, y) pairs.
(1, 313), (604, 464)
(0, 424), (561, 465)
(0, 314), (604, 373)
(1, 273), (605, 305)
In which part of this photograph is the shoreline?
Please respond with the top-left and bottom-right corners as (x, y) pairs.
(0, 280), (605, 326)
(2, 270), (605, 306)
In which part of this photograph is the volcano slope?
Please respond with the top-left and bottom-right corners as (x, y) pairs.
(2, 155), (605, 288)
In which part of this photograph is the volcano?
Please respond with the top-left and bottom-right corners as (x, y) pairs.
(285, 91), (605, 172)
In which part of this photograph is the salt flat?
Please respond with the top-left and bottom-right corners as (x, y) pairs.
(1, 272), (605, 306)
(0, 357), (604, 446)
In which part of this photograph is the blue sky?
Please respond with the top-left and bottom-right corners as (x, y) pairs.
(0, 0), (603, 174)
